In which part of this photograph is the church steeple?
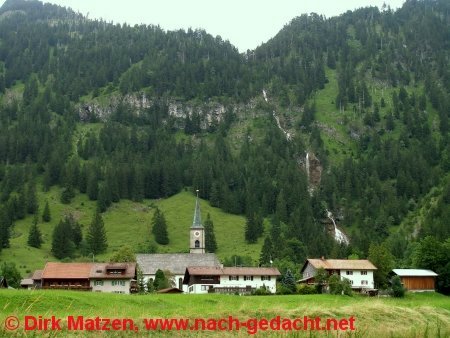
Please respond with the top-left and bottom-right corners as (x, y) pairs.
(190, 190), (205, 254)
(192, 190), (203, 228)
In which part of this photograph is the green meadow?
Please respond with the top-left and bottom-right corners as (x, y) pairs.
(1, 189), (263, 276)
(0, 290), (448, 337)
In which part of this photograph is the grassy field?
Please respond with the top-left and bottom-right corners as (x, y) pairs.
(0, 290), (448, 337)
(0, 189), (263, 276)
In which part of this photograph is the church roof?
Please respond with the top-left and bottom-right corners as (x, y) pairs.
(136, 253), (220, 275)
(191, 192), (203, 228)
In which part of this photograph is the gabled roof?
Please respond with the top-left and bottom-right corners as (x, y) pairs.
(185, 266), (281, 277)
(42, 263), (93, 279)
(32, 270), (43, 281)
(392, 269), (438, 277)
(20, 278), (34, 286)
(136, 253), (221, 275)
(301, 258), (377, 272)
(90, 263), (136, 279)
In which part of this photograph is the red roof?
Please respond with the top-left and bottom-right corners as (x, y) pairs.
(42, 263), (93, 279)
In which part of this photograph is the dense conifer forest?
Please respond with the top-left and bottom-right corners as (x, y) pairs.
(0, 0), (448, 293)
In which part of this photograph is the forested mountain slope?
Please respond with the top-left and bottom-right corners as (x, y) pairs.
(0, 0), (448, 292)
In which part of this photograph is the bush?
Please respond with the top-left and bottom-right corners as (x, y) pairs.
(296, 284), (317, 295)
(253, 285), (271, 296)
(328, 274), (352, 296)
(391, 275), (406, 298)
(276, 283), (294, 295)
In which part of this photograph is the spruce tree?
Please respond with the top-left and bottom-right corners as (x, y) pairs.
(204, 213), (217, 253)
(42, 201), (51, 222)
(27, 215), (42, 248)
(67, 215), (83, 248)
(51, 219), (75, 259)
(86, 209), (108, 255)
(151, 207), (169, 245)
(282, 269), (296, 293)
(245, 213), (258, 244)
(26, 181), (39, 215)
(0, 206), (10, 249)
(153, 269), (169, 291)
(259, 236), (273, 266)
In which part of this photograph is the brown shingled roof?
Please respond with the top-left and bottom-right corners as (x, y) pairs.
(90, 263), (136, 279)
(42, 263), (93, 279)
(32, 270), (43, 281)
(302, 259), (377, 272)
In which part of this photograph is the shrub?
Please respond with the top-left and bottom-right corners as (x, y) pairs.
(391, 275), (406, 298)
(296, 284), (317, 295)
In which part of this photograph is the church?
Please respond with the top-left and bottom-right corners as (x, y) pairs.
(136, 192), (221, 292)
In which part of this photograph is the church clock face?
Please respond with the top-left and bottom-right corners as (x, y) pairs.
(194, 231), (200, 237)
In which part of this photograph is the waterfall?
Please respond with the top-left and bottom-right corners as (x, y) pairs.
(326, 210), (349, 245)
(305, 152), (310, 181)
(262, 90), (291, 141)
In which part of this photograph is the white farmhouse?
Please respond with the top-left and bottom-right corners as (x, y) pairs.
(183, 266), (281, 294)
(300, 258), (377, 290)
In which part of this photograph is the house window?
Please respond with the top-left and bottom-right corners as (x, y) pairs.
(350, 280), (353, 285)
(361, 271), (367, 275)
(189, 286), (193, 292)
(244, 276), (253, 281)
(201, 285), (208, 291)
(346, 271), (353, 275)
(361, 280), (368, 285)
(261, 276), (271, 281)
(112, 280), (126, 286)
(195, 240), (200, 248)
(94, 280), (103, 286)
(229, 276), (239, 281)
(178, 278), (183, 290)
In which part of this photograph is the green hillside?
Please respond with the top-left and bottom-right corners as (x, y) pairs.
(2, 188), (260, 276)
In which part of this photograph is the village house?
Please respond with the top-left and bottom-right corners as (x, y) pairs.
(183, 266), (281, 294)
(20, 269), (42, 290)
(391, 269), (437, 292)
(136, 192), (221, 292)
(300, 258), (377, 290)
(39, 262), (137, 294)
(89, 262), (137, 294)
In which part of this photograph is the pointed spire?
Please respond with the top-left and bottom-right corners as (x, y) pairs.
(192, 190), (203, 228)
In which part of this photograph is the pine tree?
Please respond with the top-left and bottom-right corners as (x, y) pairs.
(282, 269), (296, 293)
(42, 201), (51, 222)
(26, 181), (39, 214)
(137, 267), (145, 294)
(86, 209), (108, 255)
(151, 207), (169, 245)
(0, 206), (11, 249)
(51, 219), (75, 259)
(153, 269), (169, 291)
(27, 215), (42, 248)
(245, 213), (258, 244)
(68, 215), (83, 249)
(204, 213), (217, 253)
(259, 236), (273, 266)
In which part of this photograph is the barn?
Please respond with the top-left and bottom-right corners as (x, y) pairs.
(391, 269), (438, 292)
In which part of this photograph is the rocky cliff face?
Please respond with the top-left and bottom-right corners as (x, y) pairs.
(78, 93), (230, 129)
(305, 152), (322, 189)
(77, 93), (265, 130)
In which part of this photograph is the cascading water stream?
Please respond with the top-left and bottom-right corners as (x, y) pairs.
(326, 210), (349, 245)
